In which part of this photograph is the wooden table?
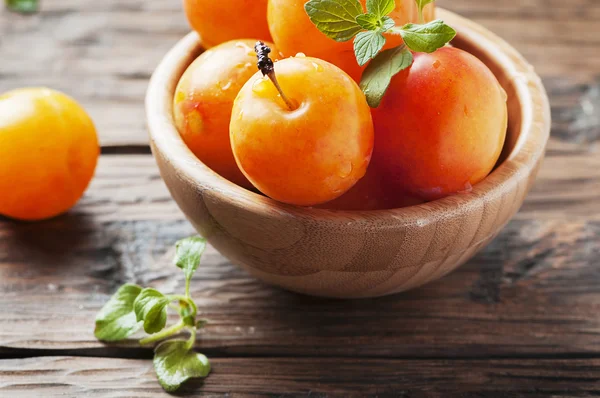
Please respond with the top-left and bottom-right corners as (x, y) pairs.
(1, 0), (599, 396)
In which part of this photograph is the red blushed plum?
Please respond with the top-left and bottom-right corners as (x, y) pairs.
(371, 47), (508, 201)
(319, 163), (424, 211)
(230, 56), (374, 206)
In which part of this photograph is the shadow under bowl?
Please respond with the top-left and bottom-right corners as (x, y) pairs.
(146, 9), (551, 298)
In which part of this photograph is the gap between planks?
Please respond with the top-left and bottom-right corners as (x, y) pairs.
(2, 356), (600, 397)
(101, 146), (152, 155)
(4, 346), (600, 362)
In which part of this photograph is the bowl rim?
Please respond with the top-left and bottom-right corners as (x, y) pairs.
(146, 8), (551, 224)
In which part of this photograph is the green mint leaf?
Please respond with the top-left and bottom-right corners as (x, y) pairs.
(154, 340), (211, 392)
(354, 31), (386, 66)
(174, 236), (207, 282)
(366, 0), (395, 20)
(134, 288), (170, 334)
(6, 0), (38, 14)
(381, 16), (395, 31)
(397, 20), (456, 53)
(356, 13), (380, 31)
(94, 284), (143, 342)
(360, 45), (413, 108)
(305, 0), (364, 42)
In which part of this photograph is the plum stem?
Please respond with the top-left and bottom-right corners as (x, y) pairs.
(255, 41), (296, 111)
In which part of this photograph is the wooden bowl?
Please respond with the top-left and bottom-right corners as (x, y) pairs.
(146, 9), (550, 298)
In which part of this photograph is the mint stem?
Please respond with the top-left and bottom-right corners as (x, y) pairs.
(185, 279), (191, 298)
(169, 294), (194, 306)
(169, 295), (198, 318)
(185, 327), (197, 351)
(140, 321), (187, 345)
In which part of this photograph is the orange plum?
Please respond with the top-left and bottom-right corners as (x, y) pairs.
(174, 40), (280, 189)
(230, 56), (374, 206)
(184, 0), (272, 48)
(319, 163), (424, 211)
(0, 88), (98, 221)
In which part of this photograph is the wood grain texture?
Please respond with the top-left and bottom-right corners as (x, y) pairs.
(0, 0), (188, 147)
(1, 0), (597, 147)
(438, 0), (600, 83)
(1, 356), (600, 397)
(1, 161), (599, 356)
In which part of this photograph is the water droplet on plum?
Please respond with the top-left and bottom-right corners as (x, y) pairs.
(202, 50), (214, 59)
(187, 110), (203, 135)
(433, 60), (441, 69)
(499, 85), (508, 102)
(235, 41), (253, 51)
(338, 161), (353, 178)
(458, 182), (473, 194)
(295, 52), (306, 58)
(175, 91), (186, 104)
(251, 76), (270, 95)
(311, 62), (323, 72)
(220, 80), (233, 91)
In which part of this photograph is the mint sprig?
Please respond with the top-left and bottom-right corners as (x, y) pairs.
(94, 236), (210, 392)
(305, 0), (456, 107)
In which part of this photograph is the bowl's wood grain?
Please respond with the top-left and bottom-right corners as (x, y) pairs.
(146, 9), (550, 298)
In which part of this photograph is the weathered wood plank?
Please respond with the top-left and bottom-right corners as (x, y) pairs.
(0, 155), (599, 357)
(1, 356), (600, 397)
(518, 146), (600, 220)
(441, 0), (600, 20)
(0, 1), (188, 147)
(1, 219), (599, 357)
